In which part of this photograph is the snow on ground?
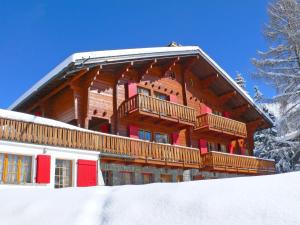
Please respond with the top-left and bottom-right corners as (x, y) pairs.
(1, 172), (300, 225)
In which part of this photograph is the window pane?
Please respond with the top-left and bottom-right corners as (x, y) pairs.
(20, 156), (32, 184)
(121, 172), (134, 185)
(6, 154), (18, 184)
(103, 170), (113, 186)
(145, 131), (151, 141)
(55, 159), (72, 188)
(155, 133), (169, 143)
(137, 87), (150, 96)
(220, 144), (227, 153)
(160, 174), (172, 183)
(154, 92), (168, 100)
(142, 173), (153, 184)
(138, 130), (144, 140)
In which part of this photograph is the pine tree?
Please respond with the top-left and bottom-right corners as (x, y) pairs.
(254, 106), (294, 172)
(235, 72), (246, 90)
(253, 86), (264, 103)
(252, 0), (300, 166)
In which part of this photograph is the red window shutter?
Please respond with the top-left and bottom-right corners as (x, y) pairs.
(169, 94), (178, 103)
(199, 139), (208, 154)
(77, 160), (97, 187)
(100, 124), (109, 133)
(171, 132), (180, 145)
(34, 111), (42, 117)
(36, 155), (51, 184)
(222, 112), (230, 118)
(228, 143), (235, 154)
(128, 82), (137, 98)
(200, 103), (212, 114)
(128, 125), (139, 139)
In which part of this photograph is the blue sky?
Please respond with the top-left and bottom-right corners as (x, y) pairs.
(0, 0), (274, 109)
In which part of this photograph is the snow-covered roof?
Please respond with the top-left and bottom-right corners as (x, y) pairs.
(8, 46), (273, 125)
(0, 171), (299, 225)
(0, 109), (86, 131)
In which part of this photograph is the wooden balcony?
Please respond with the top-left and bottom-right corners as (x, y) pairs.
(194, 113), (247, 139)
(0, 117), (275, 174)
(201, 151), (276, 174)
(0, 117), (201, 169)
(118, 94), (196, 127)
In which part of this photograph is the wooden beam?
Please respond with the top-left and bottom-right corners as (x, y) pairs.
(160, 57), (180, 76)
(135, 60), (157, 80)
(181, 56), (199, 73)
(114, 62), (134, 80)
(219, 91), (237, 103)
(199, 73), (219, 89)
(247, 118), (265, 130)
(230, 104), (250, 117)
(26, 68), (89, 113)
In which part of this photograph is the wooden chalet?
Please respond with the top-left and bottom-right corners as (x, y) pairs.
(3, 45), (275, 187)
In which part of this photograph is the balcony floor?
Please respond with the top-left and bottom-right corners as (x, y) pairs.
(121, 108), (195, 128)
(194, 125), (247, 140)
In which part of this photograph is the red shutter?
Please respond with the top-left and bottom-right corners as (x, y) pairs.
(128, 125), (139, 139)
(222, 112), (230, 118)
(228, 143), (235, 154)
(169, 94), (178, 103)
(128, 82), (137, 98)
(34, 111), (42, 117)
(200, 103), (212, 114)
(199, 139), (208, 154)
(171, 132), (180, 145)
(77, 160), (97, 187)
(36, 155), (51, 184)
(100, 124), (109, 133)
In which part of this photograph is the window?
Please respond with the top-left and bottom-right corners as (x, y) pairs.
(154, 133), (169, 144)
(220, 144), (227, 153)
(137, 87), (150, 96)
(55, 159), (72, 188)
(212, 110), (222, 116)
(0, 153), (32, 184)
(120, 171), (134, 185)
(102, 170), (113, 186)
(138, 129), (152, 141)
(142, 173), (153, 184)
(154, 92), (169, 101)
(207, 142), (218, 152)
(176, 175), (183, 182)
(160, 174), (172, 183)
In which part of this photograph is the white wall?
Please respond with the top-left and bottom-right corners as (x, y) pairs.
(0, 140), (104, 187)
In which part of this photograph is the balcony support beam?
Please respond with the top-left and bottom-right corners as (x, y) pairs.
(199, 73), (219, 89)
(219, 91), (237, 104)
(160, 57), (180, 76)
(25, 67), (90, 113)
(230, 104), (250, 117)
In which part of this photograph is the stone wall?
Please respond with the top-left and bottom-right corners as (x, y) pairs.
(100, 163), (248, 186)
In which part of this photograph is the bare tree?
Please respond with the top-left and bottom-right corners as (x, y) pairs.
(252, 0), (300, 167)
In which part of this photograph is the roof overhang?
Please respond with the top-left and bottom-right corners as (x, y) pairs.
(8, 46), (273, 127)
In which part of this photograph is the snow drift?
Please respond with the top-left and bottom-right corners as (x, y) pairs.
(1, 172), (300, 225)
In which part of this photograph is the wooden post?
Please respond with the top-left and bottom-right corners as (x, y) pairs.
(112, 79), (118, 135)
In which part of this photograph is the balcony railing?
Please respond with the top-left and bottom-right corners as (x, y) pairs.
(201, 151), (276, 174)
(0, 117), (201, 169)
(0, 117), (275, 174)
(195, 113), (247, 138)
(118, 94), (196, 125)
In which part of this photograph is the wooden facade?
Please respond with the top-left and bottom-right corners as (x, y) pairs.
(10, 47), (274, 175)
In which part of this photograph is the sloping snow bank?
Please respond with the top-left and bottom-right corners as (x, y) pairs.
(1, 172), (300, 225)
